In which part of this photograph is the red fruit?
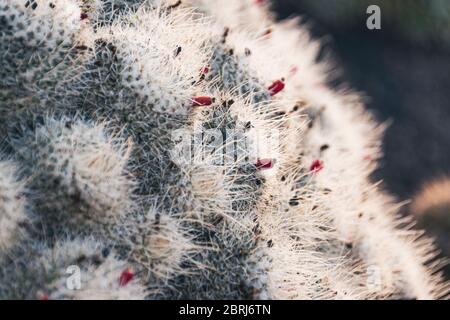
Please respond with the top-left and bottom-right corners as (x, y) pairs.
(268, 80), (285, 96)
(192, 96), (214, 107)
(119, 268), (134, 287)
(255, 158), (274, 170)
(310, 159), (324, 173)
(200, 66), (209, 74)
(80, 13), (88, 20)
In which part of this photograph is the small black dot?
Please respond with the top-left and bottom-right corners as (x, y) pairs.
(101, 248), (110, 258)
(174, 46), (182, 57)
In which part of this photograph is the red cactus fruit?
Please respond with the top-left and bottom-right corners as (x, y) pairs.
(255, 158), (274, 170)
(192, 96), (214, 107)
(119, 268), (134, 287)
(268, 80), (285, 96)
(310, 159), (324, 173)
(200, 66), (210, 74)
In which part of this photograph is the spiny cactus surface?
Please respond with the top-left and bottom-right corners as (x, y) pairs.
(0, 0), (448, 299)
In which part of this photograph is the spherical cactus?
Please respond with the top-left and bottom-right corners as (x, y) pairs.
(0, 160), (26, 250)
(11, 117), (133, 234)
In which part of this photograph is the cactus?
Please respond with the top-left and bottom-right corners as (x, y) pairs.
(10, 117), (134, 237)
(0, 0), (448, 299)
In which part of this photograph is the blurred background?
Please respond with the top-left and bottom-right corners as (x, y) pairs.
(271, 0), (450, 276)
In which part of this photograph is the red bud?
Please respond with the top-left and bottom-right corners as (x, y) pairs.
(192, 96), (214, 107)
(268, 80), (285, 96)
(255, 158), (274, 170)
(119, 268), (134, 287)
(200, 66), (210, 74)
(80, 13), (88, 20)
(310, 159), (324, 173)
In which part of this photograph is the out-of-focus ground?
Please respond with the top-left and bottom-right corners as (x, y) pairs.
(272, 0), (450, 276)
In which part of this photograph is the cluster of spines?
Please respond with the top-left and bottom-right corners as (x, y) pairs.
(0, 238), (147, 299)
(10, 117), (133, 235)
(0, 0), (86, 112)
(0, 160), (26, 250)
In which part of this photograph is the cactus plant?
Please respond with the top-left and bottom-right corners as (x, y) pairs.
(0, 0), (448, 299)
